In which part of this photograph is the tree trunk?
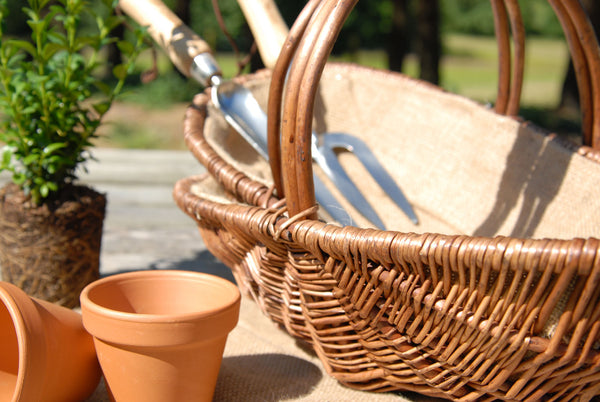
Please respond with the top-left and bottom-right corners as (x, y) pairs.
(387, 0), (410, 72)
(106, 23), (124, 73)
(174, 0), (191, 24)
(416, 0), (441, 84)
(559, 0), (599, 111)
(559, 61), (579, 111)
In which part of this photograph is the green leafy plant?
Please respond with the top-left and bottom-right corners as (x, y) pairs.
(0, 0), (146, 205)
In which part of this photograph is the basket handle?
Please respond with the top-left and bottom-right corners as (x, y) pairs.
(489, 0), (600, 146)
(547, 0), (600, 146)
(274, 0), (356, 219)
(491, 0), (525, 117)
(269, 0), (600, 220)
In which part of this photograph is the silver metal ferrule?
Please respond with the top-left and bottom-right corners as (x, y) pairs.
(189, 53), (222, 87)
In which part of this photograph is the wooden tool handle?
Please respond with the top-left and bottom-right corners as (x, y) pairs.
(119, 0), (212, 77)
(237, 0), (289, 69)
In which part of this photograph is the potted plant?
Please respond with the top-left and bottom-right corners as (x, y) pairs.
(0, 0), (146, 307)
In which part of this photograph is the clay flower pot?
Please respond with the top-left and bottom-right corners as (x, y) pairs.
(0, 281), (101, 402)
(80, 270), (241, 402)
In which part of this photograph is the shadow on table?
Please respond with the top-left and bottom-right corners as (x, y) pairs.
(105, 250), (236, 283)
(153, 249), (236, 283)
(214, 353), (322, 401)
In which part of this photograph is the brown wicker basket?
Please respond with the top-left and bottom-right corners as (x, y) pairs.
(174, 0), (600, 400)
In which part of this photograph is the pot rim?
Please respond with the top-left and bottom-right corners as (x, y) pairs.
(80, 269), (241, 323)
(0, 282), (42, 402)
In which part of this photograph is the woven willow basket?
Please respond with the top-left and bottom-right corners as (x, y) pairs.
(174, 0), (600, 400)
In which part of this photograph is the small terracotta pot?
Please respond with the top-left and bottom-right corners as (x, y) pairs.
(80, 270), (241, 402)
(0, 281), (101, 402)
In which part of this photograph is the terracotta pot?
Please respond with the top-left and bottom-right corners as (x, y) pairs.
(0, 281), (102, 402)
(80, 270), (241, 402)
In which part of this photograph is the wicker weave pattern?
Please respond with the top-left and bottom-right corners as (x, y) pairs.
(175, 90), (600, 399)
(176, 171), (600, 400)
(173, 0), (600, 400)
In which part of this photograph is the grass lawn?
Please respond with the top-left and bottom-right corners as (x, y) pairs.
(442, 34), (569, 108)
(331, 34), (570, 109)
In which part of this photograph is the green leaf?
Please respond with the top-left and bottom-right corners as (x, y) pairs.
(39, 183), (49, 198)
(43, 142), (66, 155)
(20, 106), (37, 115)
(22, 154), (39, 165)
(72, 35), (97, 51)
(42, 43), (64, 60)
(94, 81), (112, 96)
(47, 153), (67, 163)
(98, 15), (123, 38)
(116, 40), (134, 56)
(112, 64), (127, 81)
(12, 172), (25, 185)
(5, 40), (37, 58)
(26, 20), (45, 40)
(22, 7), (38, 22)
(36, 0), (53, 10)
(46, 181), (58, 192)
(0, 0), (149, 205)
(92, 101), (110, 116)
(1, 148), (12, 167)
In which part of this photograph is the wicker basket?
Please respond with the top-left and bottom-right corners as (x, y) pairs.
(174, 0), (600, 400)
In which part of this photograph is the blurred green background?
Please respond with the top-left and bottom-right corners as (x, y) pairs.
(2, 0), (596, 149)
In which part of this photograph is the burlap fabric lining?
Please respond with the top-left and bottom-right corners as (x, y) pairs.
(200, 65), (600, 239)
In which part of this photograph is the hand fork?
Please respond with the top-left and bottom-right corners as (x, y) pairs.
(119, 0), (354, 227)
(237, 0), (419, 228)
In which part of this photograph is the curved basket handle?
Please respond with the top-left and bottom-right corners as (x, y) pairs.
(492, 0), (600, 145)
(275, 0), (356, 218)
(271, 0), (600, 220)
(491, 0), (525, 116)
(265, 0), (322, 199)
(547, 0), (600, 146)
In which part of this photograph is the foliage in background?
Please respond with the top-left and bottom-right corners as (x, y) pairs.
(0, 0), (567, 53)
(0, 0), (147, 205)
(441, 0), (563, 37)
(156, 0), (564, 55)
(160, 0), (252, 54)
(1, 0), (568, 107)
(122, 0), (566, 102)
(123, 70), (201, 108)
(0, 0), (576, 154)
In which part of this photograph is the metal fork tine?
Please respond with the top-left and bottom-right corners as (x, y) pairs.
(322, 132), (419, 225)
(312, 135), (387, 229)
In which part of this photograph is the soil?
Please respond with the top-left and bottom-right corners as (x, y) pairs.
(0, 183), (106, 308)
(0, 182), (106, 215)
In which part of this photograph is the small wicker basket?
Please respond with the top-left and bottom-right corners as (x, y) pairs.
(174, 0), (600, 400)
